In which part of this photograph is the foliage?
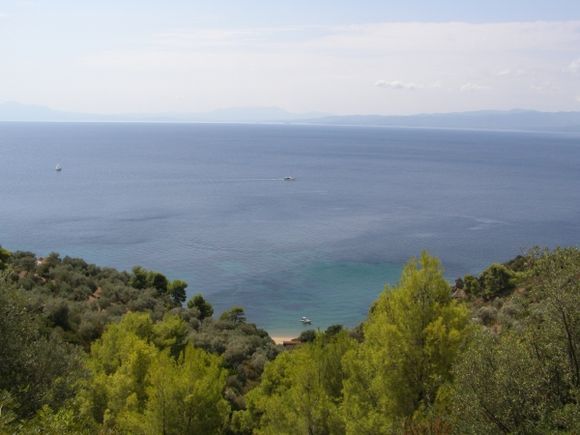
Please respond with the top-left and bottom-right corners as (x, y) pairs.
(2, 244), (579, 434)
(480, 263), (515, 300)
(236, 331), (355, 434)
(190, 309), (279, 411)
(342, 252), (471, 433)
(298, 329), (317, 343)
(188, 293), (214, 320)
(2, 251), (183, 348)
(463, 274), (481, 296)
(450, 247), (580, 433)
(220, 306), (247, 324)
(168, 279), (188, 305)
(0, 278), (83, 419)
(0, 246), (11, 270)
(137, 346), (230, 434)
(78, 312), (230, 433)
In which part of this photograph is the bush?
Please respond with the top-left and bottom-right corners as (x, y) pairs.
(477, 306), (498, 326)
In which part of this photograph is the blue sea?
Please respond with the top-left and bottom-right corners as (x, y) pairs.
(1, 122), (579, 335)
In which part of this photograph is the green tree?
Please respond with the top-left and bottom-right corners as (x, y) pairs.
(237, 331), (355, 434)
(0, 280), (82, 419)
(342, 252), (470, 433)
(150, 272), (168, 294)
(152, 314), (188, 358)
(79, 313), (158, 428)
(79, 311), (230, 433)
(129, 267), (169, 294)
(463, 274), (481, 297)
(130, 266), (149, 289)
(188, 294), (214, 320)
(0, 246), (11, 270)
(480, 263), (515, 299)
(22, 404), (95, 435)
(451, 248), (580, 433)
(132, 346), (229, 435)
(220, 306), (246, 324)
(168, 279), (188, 305)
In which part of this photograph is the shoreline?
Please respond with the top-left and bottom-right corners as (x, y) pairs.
(270, 335), (299, 345)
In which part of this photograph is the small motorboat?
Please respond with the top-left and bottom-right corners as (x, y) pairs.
(283, 176), (295, 181)
(55, 164), (62, 172)
(300, 316), (312, 325)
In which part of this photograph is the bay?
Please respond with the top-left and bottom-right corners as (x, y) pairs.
(1, 122), (579, 335)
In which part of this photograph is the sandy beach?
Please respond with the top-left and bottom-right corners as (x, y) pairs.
(271, 335), (298, 345)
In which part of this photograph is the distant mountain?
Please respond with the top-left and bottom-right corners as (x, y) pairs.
(298, 109), (580, 132)
(1, 102), (580, 132)
(0, 102), (88, 122)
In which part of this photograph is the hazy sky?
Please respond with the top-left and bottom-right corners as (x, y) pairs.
(2, 1), (580, 115)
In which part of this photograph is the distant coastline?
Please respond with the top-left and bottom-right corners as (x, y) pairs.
(2, 102), (580, 132)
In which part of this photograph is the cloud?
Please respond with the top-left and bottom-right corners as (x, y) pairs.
(530, 81), (559, 93)
(576, 96), (580, 103)
(308, 21), (580, 54)
(566, 59), (580, 74)
(495, 68), (525, 77)
(375, 80), (420, 90)
(460, 82), (490, 92)
(60, 20), (580, 113)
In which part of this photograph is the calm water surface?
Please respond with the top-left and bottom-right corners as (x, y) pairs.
(1, 123), (579, 335)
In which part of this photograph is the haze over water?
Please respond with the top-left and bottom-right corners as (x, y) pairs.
(1, 122), (579, 335)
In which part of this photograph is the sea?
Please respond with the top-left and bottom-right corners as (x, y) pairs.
(1, 122), (579, 336)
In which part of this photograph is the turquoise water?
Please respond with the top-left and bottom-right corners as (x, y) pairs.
(1, 123), (579, 335)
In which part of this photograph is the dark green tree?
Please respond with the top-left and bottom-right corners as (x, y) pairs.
(187, 294), (214, 320)
(0, 246), (11, 270)
(130, 266), (149, 289)
(220, 307), (246, 324)
(168, 279), (187, 305)
(480, 263), (515, 299)
(463, 274), (481, 297)
(150, 272), (168, 294)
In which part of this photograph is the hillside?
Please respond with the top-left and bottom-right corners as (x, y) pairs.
(0, 246), (578, 433)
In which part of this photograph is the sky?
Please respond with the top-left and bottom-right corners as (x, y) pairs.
(1, 1), (580, 115)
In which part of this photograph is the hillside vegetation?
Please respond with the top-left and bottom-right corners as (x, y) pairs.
(0, 246), (578, 434)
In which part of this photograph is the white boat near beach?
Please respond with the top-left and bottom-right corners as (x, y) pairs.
(300, 316), (312, 325)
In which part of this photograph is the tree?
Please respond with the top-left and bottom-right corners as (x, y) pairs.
(187, 294), (214, 320)
(220, 306), (246, 324)
(0, 280), (82, 419)
(150, 272), (168, 294)
(450, 248), (580, 433)
(480, 263), (515, 299)
(136, 346), (229, 435)
(129, 267), (169, 294)
(79, 313), (158, 427)
(130, 266), (149, 290)
(168, 279), (188, 306)
(79, 311), (230, 433)
(0, 246), (10, 270)
(463, 274), (481, 297)
(298, 329), (316, 343)
(236, 331), (354, 434)
(342, 252), (470, 433)
(152, 315), (188, 358)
